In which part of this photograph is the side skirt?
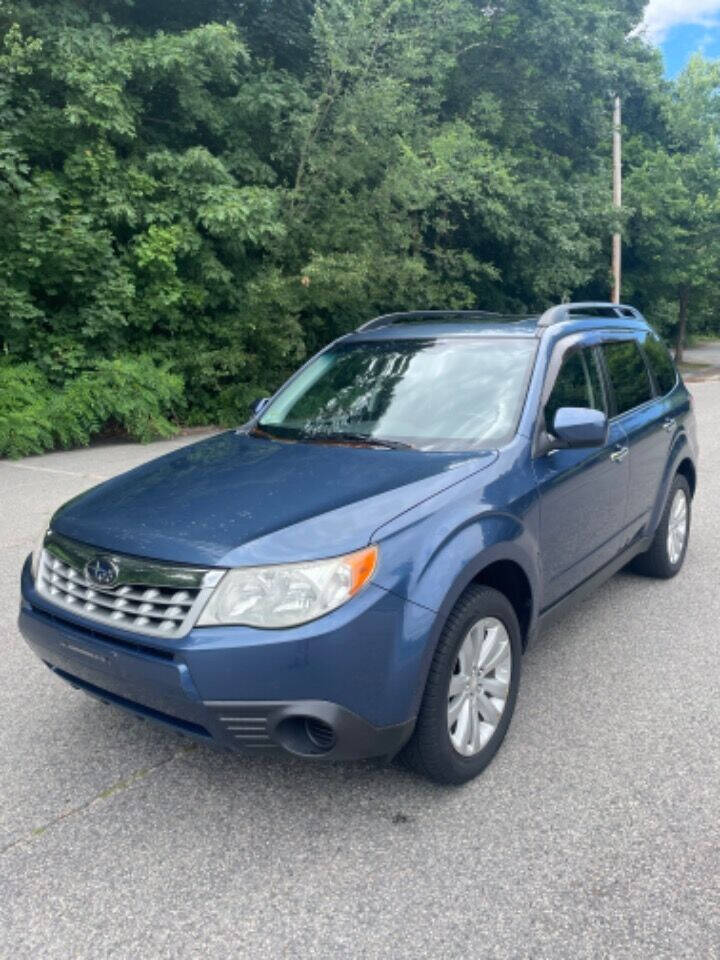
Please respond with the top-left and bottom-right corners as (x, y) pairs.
(536, 536), (652, 634)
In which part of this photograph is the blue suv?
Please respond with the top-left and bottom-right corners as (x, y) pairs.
(19, 303), (697, 784)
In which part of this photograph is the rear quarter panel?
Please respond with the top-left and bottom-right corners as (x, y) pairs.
(648, 382), (697, 533)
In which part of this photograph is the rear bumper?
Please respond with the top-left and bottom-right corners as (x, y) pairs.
(18, 558), (423, 761)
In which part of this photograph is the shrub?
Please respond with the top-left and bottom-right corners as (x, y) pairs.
(54, 357), (185, 446)
(0, 356), (184, 459)
(0, 363), (55, 459)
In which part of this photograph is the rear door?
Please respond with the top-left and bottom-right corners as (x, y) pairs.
(533, 340), (630, 608)
(600, 337), (667, 539)
(639, 329), (683, 496)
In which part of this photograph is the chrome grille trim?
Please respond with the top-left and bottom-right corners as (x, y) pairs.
(36, 531), (224, 640)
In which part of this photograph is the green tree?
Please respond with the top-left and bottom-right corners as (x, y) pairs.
(0, 0), (717, 457)
(625, 56), (720, 360)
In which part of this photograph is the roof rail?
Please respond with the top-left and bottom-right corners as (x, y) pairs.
(357, 310), (528, 332)
(538, 301), (644, 327)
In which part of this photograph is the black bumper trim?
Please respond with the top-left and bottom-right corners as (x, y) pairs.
(205, 699), (416, 761)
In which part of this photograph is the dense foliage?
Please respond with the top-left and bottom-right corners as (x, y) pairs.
(0, 0), (718, 456)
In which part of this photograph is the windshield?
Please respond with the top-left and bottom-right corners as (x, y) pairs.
(257, 337), (536, 451)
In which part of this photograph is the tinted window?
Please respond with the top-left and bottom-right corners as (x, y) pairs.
(545, 348), (605, 429)
(643, 334), (677, 395)
(602, 341), (653, 414)
(259, 337), (537, 450)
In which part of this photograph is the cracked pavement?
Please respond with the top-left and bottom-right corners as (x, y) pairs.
(1, 391), (719, 959)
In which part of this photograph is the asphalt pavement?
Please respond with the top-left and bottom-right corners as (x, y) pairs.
(683, 339), (720, 368)
(1, 386), (719, 959)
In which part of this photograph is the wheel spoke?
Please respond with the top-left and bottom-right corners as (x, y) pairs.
(467, 622), (484, 666)
(469, 705), (481, 753)
(476, 692), (501, 726)
(448, 672), (467, 698)
(457, 637), (474, 676)
(448, 691), (469, 726)
(477, 625), (500, 669)
(480, 633), (509, 674)
(479, 675), (509, 698)
(453, 697), (471, 746)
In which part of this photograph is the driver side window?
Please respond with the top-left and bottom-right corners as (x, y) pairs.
(545, 348), (605, 433)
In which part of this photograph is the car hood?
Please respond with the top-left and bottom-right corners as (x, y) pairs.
(51, 431), (498, 566)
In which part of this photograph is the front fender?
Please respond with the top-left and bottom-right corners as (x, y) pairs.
(372, 492), (539, 718)
(372, 439), (539, 612)
(378, 511), (538, 611)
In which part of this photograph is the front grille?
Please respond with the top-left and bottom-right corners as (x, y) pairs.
(36, 532), (223, 640)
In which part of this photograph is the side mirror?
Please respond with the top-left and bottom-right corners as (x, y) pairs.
(551, 407), (608, 449)
(250, 397), (270, 417)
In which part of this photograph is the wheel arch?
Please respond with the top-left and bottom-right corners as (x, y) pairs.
(676, 456), (696, 498)
(404, 546), (537, 731)
(423, 540), (539, 660)
(472, 559), (533, 650)
(374, 504), (541, 722)
(648, 435), (697, 536)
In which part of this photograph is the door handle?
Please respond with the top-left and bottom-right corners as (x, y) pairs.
(662, 417), (676, 433)
(610, 445), (629, 463)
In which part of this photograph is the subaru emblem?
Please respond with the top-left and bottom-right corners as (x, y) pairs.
(85, 556), (120, 588)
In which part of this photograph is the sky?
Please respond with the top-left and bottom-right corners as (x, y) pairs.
(636, 1), (720, 75)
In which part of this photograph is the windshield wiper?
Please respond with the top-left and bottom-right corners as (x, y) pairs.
(249, 425), (412, 450)
(302, 430), (413, 450)
(248, 426), (284, 441)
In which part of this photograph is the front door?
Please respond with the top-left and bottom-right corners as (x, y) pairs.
(532, 343), (630, 609)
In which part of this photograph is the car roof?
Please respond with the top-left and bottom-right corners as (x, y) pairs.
(345, 307), (650, 342)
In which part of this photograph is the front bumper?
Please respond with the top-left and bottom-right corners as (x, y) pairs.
(18, 558), (428, 761)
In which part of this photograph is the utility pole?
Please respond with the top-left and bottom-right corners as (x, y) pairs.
(611, 94), (622, 303)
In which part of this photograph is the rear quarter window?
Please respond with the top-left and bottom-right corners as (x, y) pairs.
(642, 333), (678, 396)
(602, 341), (653, 415)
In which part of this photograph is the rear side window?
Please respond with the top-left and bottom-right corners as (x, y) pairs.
(545, 348), (605, 428)
(602, 341), (653, 414)
(642, 334), (677, 396)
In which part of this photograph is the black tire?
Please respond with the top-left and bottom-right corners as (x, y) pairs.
(400, 585), (522, 786)
(631, 473), (691, 579)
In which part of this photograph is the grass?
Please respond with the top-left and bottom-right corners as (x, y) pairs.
(678, 360), (712, 371)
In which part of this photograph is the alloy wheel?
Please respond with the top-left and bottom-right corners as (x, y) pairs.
(447, 617), (512, 756)
(667, 488), (688, 566)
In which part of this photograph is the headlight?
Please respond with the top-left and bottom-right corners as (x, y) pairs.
(31, 527), (50, 581)
(197, 545), (378, 629)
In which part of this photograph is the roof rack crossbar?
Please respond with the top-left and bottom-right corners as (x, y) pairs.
(537, 302), (643, 327)
(357, 310), (530, 332)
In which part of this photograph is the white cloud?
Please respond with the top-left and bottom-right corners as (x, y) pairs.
(635, 0), (720, 43)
